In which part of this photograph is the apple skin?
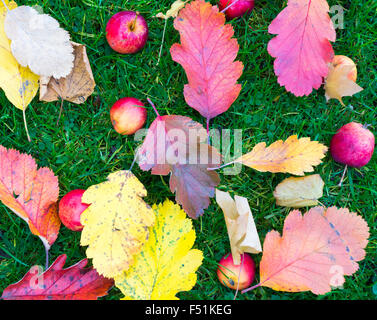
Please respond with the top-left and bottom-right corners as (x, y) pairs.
(110, 97), (147, 135)
(218, 0), (255, 19)
(330, 122), (375, 168)
(58, 189), (90, 232)
(106, 11), (148, 54)
(332, 55), (357, 82)
(217, 253), (255, 290)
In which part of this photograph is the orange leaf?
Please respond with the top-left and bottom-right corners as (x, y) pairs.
(0, 146), (60, 250)
(253, 207), (369, 295)
(170, 0), (243, 121)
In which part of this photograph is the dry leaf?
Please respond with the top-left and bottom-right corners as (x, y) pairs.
(4, 5), (74, 78)
(154, 0), (187, 19)
(235, 135), (328, 176)
(40, 42), (95, 104)
(216, 189), (262, 265)
(325, 55), (363, 106)
(273, 174), (324, 208)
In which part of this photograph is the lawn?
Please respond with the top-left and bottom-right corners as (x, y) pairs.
(0, 0), (376, 300)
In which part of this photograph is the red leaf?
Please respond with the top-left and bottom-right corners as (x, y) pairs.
(1, 255), (114, 300)
(268, 0), (336, 96)
(170, 0), (243, 121)
(138, 115), (221, 218)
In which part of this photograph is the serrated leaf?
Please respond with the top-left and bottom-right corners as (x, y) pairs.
(114, 200), (203, 300)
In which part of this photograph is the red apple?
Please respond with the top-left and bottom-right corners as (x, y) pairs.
(217, 253), (255, 290)
(331, 122), (375, 168)
(110, 97), (147, 135)
(106, 11), (148, 54)
(58, 189), (90, 232)
(218, 0), (255, 19)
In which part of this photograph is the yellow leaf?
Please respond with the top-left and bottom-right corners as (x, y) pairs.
(273, 174), (324, 208)
(154, 0), (187, 19)
(80, 171), (155, 278)
(216, 189), (262, 265)
(0, 0), (39, 110)
(324, 55), (363, 106)
(115, 200), (203, 300)
(235, 135), (328, 176)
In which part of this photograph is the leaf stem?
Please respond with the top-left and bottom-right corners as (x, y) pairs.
(241, 282), (262, 294)
(44, 245), (49, 270)
(208, 161), (235, 171)
(57, 99), (64, 126)
(233, 254), (244, 300)
(22, 107), (31, 142)
(338, 165), (348, 187)
(206, 118), (210, 145)
(147, 98), (161, 118)
(157, 19), (168, 66)
(220, 0), (241, 14)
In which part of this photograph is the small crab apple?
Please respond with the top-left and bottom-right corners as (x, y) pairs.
(218, 0), (255, 20)
(58, 189), (90, 232)
(106, 11), (148, 54)
(110, 97), (147, 135)
(217, 253), (255, 290)
(331, 55), (357, 82)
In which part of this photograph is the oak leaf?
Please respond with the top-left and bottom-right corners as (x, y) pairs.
(235, 135), (328, 176)
(0, 146), (60, 251)
(80, 171), (155, 278)
(268, 0), (336, 96)
(273, 174), (324, 208)
(114, 200), (203, 300)
(170, 0), (243, 121)
(216, 189), (262, 265)
(4, 5), (74, 78)
(1, 254), (114, 300)
(246, 207), (369, 295)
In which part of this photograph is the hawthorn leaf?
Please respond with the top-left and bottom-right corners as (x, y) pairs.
(4, 5), (74, 78)
(40, 42), (95, 104)
(0, 146), (60, 251)
(268, 0), (336, 96)
(138, 114), (221, 218)
(216, 189), (262, 265)
(154, 0), (187, 19)
(235, 135), (328, 176)
(324, 56), (363, 106)
(248, 207), (369, 295)
(80, 171), (155, 278)
(170, 0), (243, 121)
(1, 254), (114, 300)
(114, 200), (203, 300)
(0, 0), (39, 110)
(273, 174), (324, 208)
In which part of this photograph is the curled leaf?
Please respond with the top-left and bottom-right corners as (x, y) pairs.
(154, 0), (187, 19)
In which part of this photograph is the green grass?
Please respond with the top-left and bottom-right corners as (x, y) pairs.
(0, 0), (376, 300)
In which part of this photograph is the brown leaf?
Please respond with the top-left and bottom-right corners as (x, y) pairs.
(40, 42), (95, 104)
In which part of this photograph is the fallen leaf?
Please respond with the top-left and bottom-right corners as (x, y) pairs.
(273, 174), (324, 208)
(40, 42), (95, 104)
(268, 0), (336, 96)
(114, 200), (203, 300)
(80, 171), (155, 278)
(138, 114), (221, 218)
(324, 56), (363, 106)
(170, 0), (243, 121)
(154, 0), (187, 19)
(1, 254), (114, 300)
(0, 145), (60, 251)
(235, 135), (328, 176)
(216, 189), (262, 265)
(247, 207), (369, 295)
(4, 5), (74, 78)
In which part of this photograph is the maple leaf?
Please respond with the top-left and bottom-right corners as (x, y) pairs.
(216, 189), (262, 265)
(234, 135), (328, 176)
(273, 174), (324, 208)
(268, 0), (336, 96)
(243, 207), (369, 295)
(4, 5), (74, 78)
(138, 114), (221, 218)
(170, 0), (243, 121)
(80, 171), (155, 278)
(1, 254), (114, 300)
(0, 146), (60, 252)
(114, 200), (203, 300)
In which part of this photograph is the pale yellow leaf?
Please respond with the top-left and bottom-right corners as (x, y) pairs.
(115, 200), (203, 300)
(235, 135), (328, 176)
(273, 174), (324, 208)
(154, 0), (187, 19)
(216, 189), (262, 265)
(80, 171), (155, 278)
